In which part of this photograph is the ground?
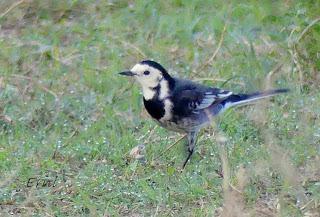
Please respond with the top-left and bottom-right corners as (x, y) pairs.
(0, 0), (319, 216)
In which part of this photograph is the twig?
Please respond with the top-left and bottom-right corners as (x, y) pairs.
(107, 33), (147, 59)
(0, 114), (13, 124)
(153, 134), (186, 161)
(288, 18), (320, 87)
(59, 130), (78, 150)
(194, 77), (245, 86)
(9, 74), (61, 130)
(229, 183), (243, 194)
(196, 22), (228, 73)
(287, 27), (303, 86)
(220, 144), (230, 191)
(9, 74), (31, 80)
(38, 85), (58, 100)
(10, 74), (59, 101)
(297, 17), (320, 43)
(142, 125), (158, 144)
(153, 205), (160, 217)
(206, 24), (227, 65)
(265, 62), (284, 89)
(294, 17), (320, 87)
(112, 79), (135, 101)
(289, 47), (304, 86)
(0, 0), (26, 19)
(300, 199), (314, 210)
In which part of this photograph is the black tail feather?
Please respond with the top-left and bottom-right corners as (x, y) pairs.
(222, 88), (289, 108)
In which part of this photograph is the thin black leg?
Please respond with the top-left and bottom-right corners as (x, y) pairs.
(182, 131), (198, 168)
(182, 148), (194, 168)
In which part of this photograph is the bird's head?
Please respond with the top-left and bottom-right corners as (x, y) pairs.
(119, 60), (174, 100)
(119, 60), (169, 88)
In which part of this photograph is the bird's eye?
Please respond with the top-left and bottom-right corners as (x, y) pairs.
(143, 71), (150, 75)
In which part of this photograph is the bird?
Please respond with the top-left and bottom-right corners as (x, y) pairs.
(119, 60), (288, 168)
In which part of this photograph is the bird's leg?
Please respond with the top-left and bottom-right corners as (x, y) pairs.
(182, 131), (198, 168)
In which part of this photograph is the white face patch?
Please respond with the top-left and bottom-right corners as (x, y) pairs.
(131, 63), (164, 100)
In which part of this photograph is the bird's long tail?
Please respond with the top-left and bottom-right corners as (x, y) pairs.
(222, 88), (289, 109)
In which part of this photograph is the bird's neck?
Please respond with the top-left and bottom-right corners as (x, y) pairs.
(142, 77), (175, 101)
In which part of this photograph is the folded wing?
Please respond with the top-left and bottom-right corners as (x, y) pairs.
(173, 87), (232, 116)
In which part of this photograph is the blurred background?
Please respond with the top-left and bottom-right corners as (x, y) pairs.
(0, 0), (319, 216)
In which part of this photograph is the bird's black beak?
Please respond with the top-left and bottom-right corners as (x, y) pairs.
(119, 71), (135, 76)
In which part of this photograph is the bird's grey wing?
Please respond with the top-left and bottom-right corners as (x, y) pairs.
(173, 84), (232, 115)
(195, 88), (232, 110)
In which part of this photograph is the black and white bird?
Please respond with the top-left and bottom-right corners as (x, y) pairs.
(119, 60), (288, 168)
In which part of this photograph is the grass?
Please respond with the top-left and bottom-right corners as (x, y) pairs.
(0, 0), (319, 216)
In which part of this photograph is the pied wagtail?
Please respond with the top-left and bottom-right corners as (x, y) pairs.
(119, 60), (288, 168)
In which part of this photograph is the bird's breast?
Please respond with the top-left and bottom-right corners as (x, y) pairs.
(143, 97), (175, 123)
(143, 98), (165, 120)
